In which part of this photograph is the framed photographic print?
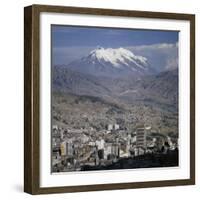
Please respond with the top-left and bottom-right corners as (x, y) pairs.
(24, 4), (195, 194)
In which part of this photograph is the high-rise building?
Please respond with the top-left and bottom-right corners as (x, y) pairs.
(111, 143), (120, 158)
(96, 138), (105, 150)
(66, 141), (74, 156)
(104, 144), (112, 159)
(60, 141), (66, 156)
(60, 141), (74, 157)
(136, 126), (147, 149)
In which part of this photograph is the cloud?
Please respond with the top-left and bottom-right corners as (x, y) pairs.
(127, 43), (178, 72)
(52, 43), (178, 73)
(165, 57), (178, 70)
(130, 43), (175, 50)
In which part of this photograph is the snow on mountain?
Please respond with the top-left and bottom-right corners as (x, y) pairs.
(88, 47), (148, 69)
(66, 47), (154, 77)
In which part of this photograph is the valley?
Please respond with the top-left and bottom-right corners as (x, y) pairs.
(51, 47), (179, 172)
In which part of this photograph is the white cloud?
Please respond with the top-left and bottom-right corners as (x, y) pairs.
(165, 57), (178, 71)
(129, 43), (176, 50)
(127, 43), (178, 72)
(53, 43), (178, 72)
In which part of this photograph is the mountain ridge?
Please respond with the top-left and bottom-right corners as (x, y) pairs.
(65, 47), (155, 78)
(53, 63), (178, 108)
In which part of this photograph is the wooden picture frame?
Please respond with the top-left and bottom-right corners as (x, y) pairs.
(24, 4), (195, 194)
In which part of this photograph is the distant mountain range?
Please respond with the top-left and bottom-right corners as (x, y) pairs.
(53, 66), (111, 97)
(116, 68), (178, 108)
(53, 47), (178, 108)
(52, 47), (178, 137)
(65, 47), (156, 78)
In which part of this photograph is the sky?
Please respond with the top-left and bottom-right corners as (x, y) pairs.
(52, 25), (178, 48)
(52, 25), (179, 71)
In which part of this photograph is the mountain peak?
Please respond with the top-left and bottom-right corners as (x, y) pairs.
(96, 46), (104, 50)
(88, 47), (148, 68)
(67, 47), (153, 78)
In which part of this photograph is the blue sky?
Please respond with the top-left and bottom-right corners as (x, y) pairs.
(52, 25), (179, 71)
(52, 25), (178, 48)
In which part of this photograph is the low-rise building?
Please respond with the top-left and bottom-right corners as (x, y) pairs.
(114, 124), (120, 130)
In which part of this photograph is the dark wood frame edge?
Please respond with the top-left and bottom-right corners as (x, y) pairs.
(24, 4), (195, 195)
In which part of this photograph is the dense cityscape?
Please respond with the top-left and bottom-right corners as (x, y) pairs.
(52, 122), (178, 172)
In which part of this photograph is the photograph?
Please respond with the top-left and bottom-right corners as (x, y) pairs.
(24, 4), (195, 194)
(51, 25), (179, 173)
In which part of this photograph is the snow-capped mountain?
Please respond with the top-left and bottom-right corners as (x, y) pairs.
(88, 47), (148, 69)
(66, 47), (154, 77)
